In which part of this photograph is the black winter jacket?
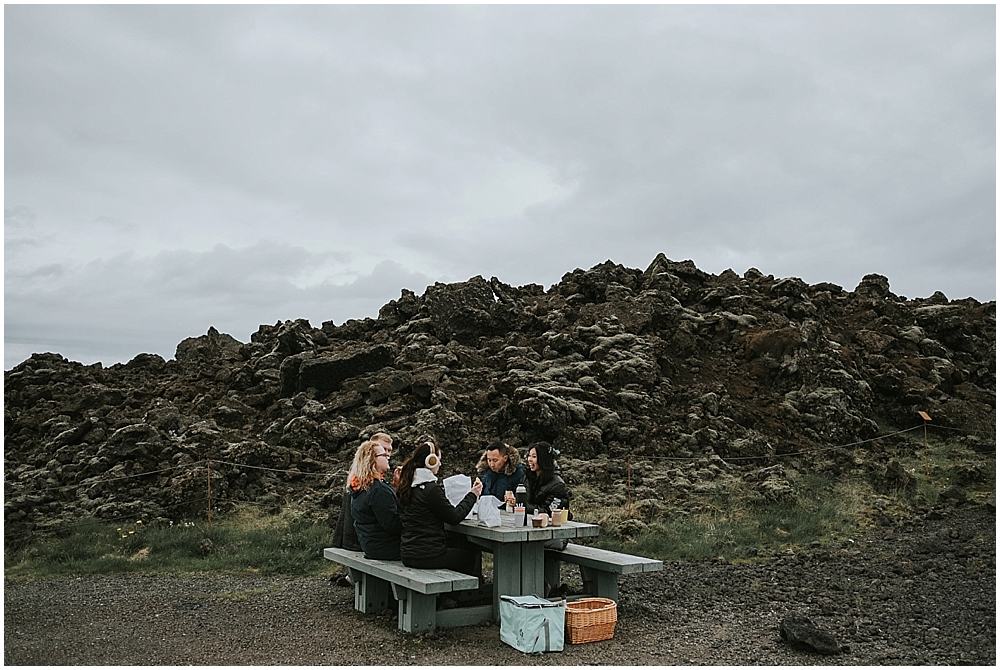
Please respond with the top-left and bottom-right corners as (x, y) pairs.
(523, 471), (570, 516)
(351, 479), (402, 560)
(331, 489), (362, 552)
(399, 478), (477, 563)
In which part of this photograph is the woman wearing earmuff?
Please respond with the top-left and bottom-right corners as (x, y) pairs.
(396, 438), (483, 577)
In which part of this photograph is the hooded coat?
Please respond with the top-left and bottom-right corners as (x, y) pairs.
(399, 468), (478, 564)
(523, 461), (570, 516)
(475, 448), (526, 506)
(350, 477), (402, 560)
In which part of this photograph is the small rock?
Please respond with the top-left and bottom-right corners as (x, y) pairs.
(779, 614), (841, 655)
(940, 486), (968, 504)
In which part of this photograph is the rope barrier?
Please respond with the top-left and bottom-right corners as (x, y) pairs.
(4, 460), (352, 498)
(209, 458), (345, 478)
(927, 423), (992, 436)
(4, 461), (206, 493)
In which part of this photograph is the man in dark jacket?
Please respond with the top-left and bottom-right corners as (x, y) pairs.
(476, 440), (525, 507)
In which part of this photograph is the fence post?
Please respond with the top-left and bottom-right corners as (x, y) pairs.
(207, 459), (213, 533)
(626, 453), (633, 517)
(918, 411), (932, 477)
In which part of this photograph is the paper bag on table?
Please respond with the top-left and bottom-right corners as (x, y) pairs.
(478, 496), (502, 527)
(443, 474), (475, 519)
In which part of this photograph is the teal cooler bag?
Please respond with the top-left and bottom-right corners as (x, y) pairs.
(499, 595), (565, 653)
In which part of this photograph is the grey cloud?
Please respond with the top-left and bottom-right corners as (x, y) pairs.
(5, 206), (36, 230)
(5, 264), (66, 281)
(4, 5), (994, 368)
(4, 241), (427, 368)
(4, 238), (46, 255)
(323, 260), (435, 301)
(92, 215), (138, 233)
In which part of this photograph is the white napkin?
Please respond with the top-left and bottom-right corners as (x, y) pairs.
(443, 474), (475, 518)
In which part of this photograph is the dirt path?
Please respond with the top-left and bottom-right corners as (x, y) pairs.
(4, 504), (994, 665)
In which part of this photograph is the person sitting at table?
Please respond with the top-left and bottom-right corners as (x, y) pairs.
(395, 439), (483, 577)
(349, 438), (402, 560)
(475, 440), (525, 508)
(332, 432), (393, 555)
(506, 440), (572, 550)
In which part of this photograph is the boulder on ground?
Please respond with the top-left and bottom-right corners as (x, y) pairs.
(779, 613), (841, 654)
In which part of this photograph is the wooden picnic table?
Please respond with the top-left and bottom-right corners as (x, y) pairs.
(446, 509), (600, 622)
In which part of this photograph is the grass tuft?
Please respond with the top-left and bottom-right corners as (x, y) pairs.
(5, 507), (338, 582)
(587, 473), (867, 561)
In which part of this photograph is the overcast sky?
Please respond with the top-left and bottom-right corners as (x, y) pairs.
(5, 4), (996, 370)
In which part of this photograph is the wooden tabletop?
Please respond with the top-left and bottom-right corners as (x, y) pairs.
(445, 509), (600, 543)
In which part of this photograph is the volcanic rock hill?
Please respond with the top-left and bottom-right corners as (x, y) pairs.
(4, 254), (995, 544)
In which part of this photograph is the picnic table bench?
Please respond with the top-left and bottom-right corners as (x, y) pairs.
(544, 542), (663, 602)
(323, 547), (491, 634)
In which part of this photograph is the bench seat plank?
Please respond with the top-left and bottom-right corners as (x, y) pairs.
(547, 543), (663, 575)
(544, 543), (663, 602)
(325, 547), (483, 634)
(324, 547), (478, 594)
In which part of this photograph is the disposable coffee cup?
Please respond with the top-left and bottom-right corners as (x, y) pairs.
(513, 505), (526, 526)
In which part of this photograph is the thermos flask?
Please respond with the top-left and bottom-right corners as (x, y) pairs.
(515, 484), (527, 524)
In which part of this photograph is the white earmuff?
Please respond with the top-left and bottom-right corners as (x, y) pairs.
(424, 452), (440, 469)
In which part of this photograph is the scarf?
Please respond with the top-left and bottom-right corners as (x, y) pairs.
(411, 468), (437, 487)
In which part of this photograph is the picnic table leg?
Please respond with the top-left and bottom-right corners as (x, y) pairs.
(580, 566), (619, 602)
(352, 568), (390, 613)
(520, 542), (545, 597)
(544, 554), (561, 595)
(492, 543), (521, 622)
(392, 583), (436, 634)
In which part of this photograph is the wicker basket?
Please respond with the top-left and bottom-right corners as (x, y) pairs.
(565, 597), (617, 644)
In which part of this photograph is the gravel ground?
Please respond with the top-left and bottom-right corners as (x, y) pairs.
(5, 503), (994, 666)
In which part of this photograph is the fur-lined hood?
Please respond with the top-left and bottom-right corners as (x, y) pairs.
(475, 445), (521, 476)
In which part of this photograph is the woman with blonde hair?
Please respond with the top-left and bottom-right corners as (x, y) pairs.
(349, 438), (401, 560)
(332, 433), (393, 553)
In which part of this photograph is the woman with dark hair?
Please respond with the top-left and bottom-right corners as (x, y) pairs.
(521, 441), (571, 517)
(506, 441), (572, 552)
(395, 439), (483, 577)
